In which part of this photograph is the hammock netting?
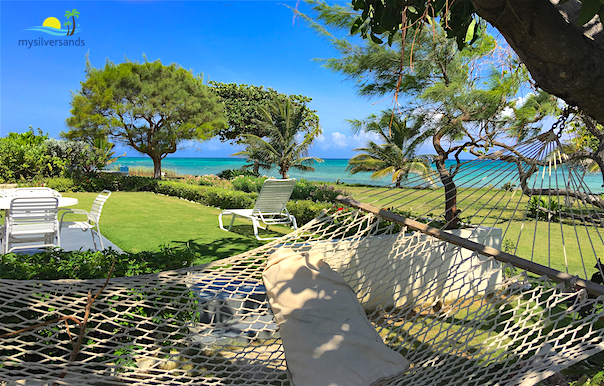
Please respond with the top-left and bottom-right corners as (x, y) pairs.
(1, 130), (604, 385)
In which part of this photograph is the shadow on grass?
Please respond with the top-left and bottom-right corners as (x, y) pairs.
(169, 225), (285, 265)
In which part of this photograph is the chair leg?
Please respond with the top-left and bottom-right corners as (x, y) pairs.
(90, 228), (98, 251)
(96, 224), (104, 250)
(252, 218), (260, 240)
(228, 214), (236, 231)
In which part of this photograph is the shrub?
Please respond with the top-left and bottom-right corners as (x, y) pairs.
(217, 168), (260, 180)
(528, 196), (561, 221)
(155, 180), (256, 209)
(117, 176), (159, 192)
(76, 172), (121, 192)
(0, 129), (63, 183)
(231, 176), (268, 193)
(0, 247), (199, 280)
(291, 179), (348, 203)
(44, 177), (80, 192)
(183, 174), (232, 189)
(287, 200), (334, 225)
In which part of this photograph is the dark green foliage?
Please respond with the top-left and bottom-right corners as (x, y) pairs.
(209, 81), (319, 142)
(0, 129), (113, 183)
(231, 176), (268, 193)
(217, 168), (260, 180)
(65, 57), (226, 178)
(291, 179), (348, 203)
(0, 130), (66, 183)
(528, 196), (562, 221)
(44, 177), (80, 192)
(0, 247), (196, 280)
(155, 180), (256, 209)
(286, 200), (334, 225)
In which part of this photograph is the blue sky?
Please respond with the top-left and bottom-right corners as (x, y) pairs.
(0, 0), (397, 159)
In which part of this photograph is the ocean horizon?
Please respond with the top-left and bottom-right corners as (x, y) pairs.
(112, 157), (604, 193)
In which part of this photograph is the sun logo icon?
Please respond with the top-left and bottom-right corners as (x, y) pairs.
(26, 9), (81, 36)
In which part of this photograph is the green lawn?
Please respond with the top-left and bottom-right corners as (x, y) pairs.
(57, 186), (603, 279)
(61, 191), (291, 259)
(344, 186), (604, 279)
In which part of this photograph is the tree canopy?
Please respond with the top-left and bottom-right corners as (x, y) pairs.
(346, 0), (604, 126)
(302, 2), (557, 227)
(209, 82), (319, 143)
(65, 58), (226, 178)
(234, 99), (323, 179)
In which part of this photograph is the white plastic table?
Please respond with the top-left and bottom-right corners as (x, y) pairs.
(0, 197), (78, 210)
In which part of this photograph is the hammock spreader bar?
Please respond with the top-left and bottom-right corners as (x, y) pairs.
(336, 195), (604, 297)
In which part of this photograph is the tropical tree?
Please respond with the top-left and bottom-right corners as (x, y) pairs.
(347, 111), (435, 188)
(345, 0), (604, 128)
(64, 21), (72, 36)
(64, 9), (79, 36)
(301, 2), (555, 227)
(64, 57), (226, 178)
(231, 145), (272, 175)
(238, 99), (323, 179)
(209, 82), (319, 143)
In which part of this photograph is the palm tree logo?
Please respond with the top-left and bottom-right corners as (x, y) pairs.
(64, 9), (80, 36)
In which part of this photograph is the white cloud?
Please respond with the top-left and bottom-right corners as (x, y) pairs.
(315, 130), (382, 151)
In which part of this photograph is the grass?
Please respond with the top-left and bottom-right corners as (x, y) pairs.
(344, 186), (604, 279)
(59, 192), (291, 264)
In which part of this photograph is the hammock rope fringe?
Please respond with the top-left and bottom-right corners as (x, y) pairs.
(1, 130), (604, 385)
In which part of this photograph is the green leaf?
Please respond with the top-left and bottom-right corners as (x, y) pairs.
(577, 0), (602, 25)
(464, 19), (477, 43)
(370, 34), (383, 44)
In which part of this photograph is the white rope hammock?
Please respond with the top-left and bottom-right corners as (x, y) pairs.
(1, 130), (603, 385)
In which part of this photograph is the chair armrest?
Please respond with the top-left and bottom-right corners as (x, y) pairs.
(60, 209), (90, 223)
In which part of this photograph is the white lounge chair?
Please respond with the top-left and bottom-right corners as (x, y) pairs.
(219, 178), (298, 240)
(60, 190), (111, 251)
(3, 197), (60, 254)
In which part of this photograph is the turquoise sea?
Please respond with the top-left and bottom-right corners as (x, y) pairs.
(112, 157), (604, 193)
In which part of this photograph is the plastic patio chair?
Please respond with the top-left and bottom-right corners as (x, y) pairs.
(219, 178), (298, 240)
(60, 190), (112, 251)
(3, 197), (60, 254)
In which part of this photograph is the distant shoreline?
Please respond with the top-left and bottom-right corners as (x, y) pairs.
(112, 157), (604, 193)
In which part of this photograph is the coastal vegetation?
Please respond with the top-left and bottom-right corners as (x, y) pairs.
(234, 99), (324, 178)
(209, 81), (319, 143)
(303, 1), (559, 228)
(64, 57), (226, 179)
(346, 111), (434, 187)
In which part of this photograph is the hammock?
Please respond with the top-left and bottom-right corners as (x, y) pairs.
(1, 130), (603, 385)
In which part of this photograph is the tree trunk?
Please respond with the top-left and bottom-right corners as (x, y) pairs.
(253, 160), (260, 174)
(470, 0), (604, 125)
(435, 157), (459, 229)
(151, 155), (162, 179)
(433, 133), (458, 229)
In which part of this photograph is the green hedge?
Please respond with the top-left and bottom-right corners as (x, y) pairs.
(155, 180), (256, 209)
(0, 247), (198, 280)
(287, 200), (334, 225)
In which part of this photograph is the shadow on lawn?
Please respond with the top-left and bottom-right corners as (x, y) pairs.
(170, 225), (284, 263)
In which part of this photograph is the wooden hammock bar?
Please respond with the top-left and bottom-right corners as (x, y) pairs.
(337, 195), (604, 297)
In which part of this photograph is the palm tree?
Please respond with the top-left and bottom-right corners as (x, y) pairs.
(64, 21), (72, 36)
(65, 9), (80, 36)
(347, 111), (435, 188)
(231, 144), (272, 174)
(239, 99), (323, 179)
